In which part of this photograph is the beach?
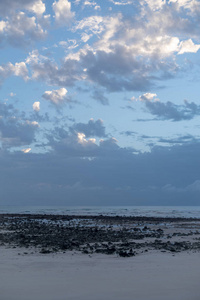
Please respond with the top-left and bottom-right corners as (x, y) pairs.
(0, 214), (200, 299)
(1, 248), (200, 300)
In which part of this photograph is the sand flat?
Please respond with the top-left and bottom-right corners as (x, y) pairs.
(0, 247), (200, 300)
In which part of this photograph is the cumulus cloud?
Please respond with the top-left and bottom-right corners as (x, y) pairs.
(178, 39), (200, 55)
(52, 0), (75, 26)
(0, 11), (47, 47)
(168, 0), (200, 14)
(10, 0), (199, 94)
(47, 127), (98, 156)
(139, 93), (159, 102)
(1, 0), (200, 93)
(0, 61), (29, 84)
(71, 119), (107, 137)
(0, 0), (45, 16)
(0, 102), (39, 149)
(42, 88), (68, 105)
(33, 101), (40, 112)
(146, 100), (200, 121)
(137, 93), (200, 121)
(25, 12), (181, 92)
(26, 0), (46, 15)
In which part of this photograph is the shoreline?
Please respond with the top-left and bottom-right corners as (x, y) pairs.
(1, 212), (200, 221)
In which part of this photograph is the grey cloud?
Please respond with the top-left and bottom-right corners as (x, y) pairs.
(0, 0), (40, 15)
(0, 102), (16, 118)
(0, 0), (48, 48)
(82, 48), (154, 92)
(0, 13), (47, 48)
(30, 58), (81, 87)
(29, 50), (154, 93)
(144, 100), (200, 121)
(0, 102), (39, 148)
(0, 118), (38, 148)
(47, 128), (98, 157)
(46, 125), (121, 158)
(2, 0), (200, 93)
(27, 42), (176, 94)
(158, 134), (196, 145)
(158, 2), (200, 39)
(1, 137), (200, 205)
(70, 119), (107, 138)
(92, 90), (109, 105)
(121, 105), (135, 111)
(120, 130), (136, 137)
(29, 111), (50, 123)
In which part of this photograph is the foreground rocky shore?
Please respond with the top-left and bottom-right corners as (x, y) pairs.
(0, 214), (200, 257)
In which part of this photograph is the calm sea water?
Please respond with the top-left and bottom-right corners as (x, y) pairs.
(0, 206), (200, 218)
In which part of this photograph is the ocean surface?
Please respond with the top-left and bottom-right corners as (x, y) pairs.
(0, 206), (200, 218)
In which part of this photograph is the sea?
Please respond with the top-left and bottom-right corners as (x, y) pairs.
(0, 206), (200, 218)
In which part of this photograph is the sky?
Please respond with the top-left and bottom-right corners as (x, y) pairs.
(1, 0), (200, 206)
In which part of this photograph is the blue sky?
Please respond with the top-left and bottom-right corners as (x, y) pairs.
(1, 0), (200, 206)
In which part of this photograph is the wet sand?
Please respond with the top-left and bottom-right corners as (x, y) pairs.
(0, 214), (200, 299)
(0, 247), (200, 300)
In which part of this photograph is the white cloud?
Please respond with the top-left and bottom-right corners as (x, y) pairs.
(26, 120), (39, 127)
(142, 0), (166, 11)
(168, 0), (200, 13)
(75, 16), (104, 36)
(52, 0), (75, 26)
(33, 101), (40, 112)
(84, 1), (97, 6)
(178, 39), (200, 54)
(26, 0), (46, 15)
(0, 0), (45, 16)
(59, 39), (79, 50)
(22, 148), (32, 153)
(0, 21), (7, 32)
(12, 62), (29, 80)
(93, 15), (121, 53)
(4, 0), (199, 94)
(140, 35), (180, 57)
(0, 11), (47, 47)
(77, 132), (96, 146)
(139, 93), (159, 102)
(42, 88), (68, 105)
(81, 33), (92, 42)
(0, 61), (29, 83)
(109, 0), (132, 5)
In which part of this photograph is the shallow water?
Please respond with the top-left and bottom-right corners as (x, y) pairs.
(0, 205), (200, 218)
